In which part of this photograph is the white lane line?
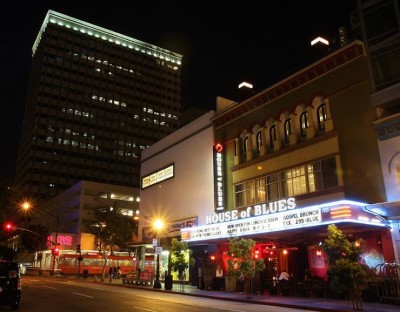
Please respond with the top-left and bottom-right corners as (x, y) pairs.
(43, 286), (57, 290)
(132, 307), (153, 311)
(72, 292), (94, 298)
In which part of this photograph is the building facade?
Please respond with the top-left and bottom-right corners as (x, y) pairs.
(353, 0), (400, 262)
(15, 10), (182, 200)
(180, 41), (395, 291)
(136, 110), (216, 281)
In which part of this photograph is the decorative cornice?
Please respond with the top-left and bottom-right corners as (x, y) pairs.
(212, 41), (365, 129)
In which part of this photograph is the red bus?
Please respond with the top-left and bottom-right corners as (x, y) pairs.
(58, 253), (136, 276)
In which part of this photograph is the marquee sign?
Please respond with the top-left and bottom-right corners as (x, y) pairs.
(181, 200), (388, 242)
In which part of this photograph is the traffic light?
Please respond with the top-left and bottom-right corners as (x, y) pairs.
(76, 244), (81, 254)
(4, 222), (15, 232)
(52, 247), (60, 256)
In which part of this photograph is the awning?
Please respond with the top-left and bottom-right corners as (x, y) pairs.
(365, 201), (400, 220)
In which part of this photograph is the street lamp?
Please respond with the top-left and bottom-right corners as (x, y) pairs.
(21, 200), (60, 275)
(153, 219), (163, 289)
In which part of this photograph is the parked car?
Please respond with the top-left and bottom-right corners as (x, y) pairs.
(0, 261), (22, 310)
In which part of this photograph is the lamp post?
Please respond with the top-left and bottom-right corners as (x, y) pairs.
(22, 201), (59, 275)
(153, 219), (163, 289)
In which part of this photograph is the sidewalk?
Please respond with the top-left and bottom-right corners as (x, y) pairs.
(79, 276), (400, 312)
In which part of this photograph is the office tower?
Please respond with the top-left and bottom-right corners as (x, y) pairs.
(15, 10), (182, 200)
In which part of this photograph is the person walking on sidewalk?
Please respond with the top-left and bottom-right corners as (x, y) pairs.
(109, 266), (114, 283)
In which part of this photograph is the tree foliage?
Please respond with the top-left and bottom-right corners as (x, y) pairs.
(323, 224), (371, 311)
(86, 205), (135, 255)
(170, 238), (194, 278)
(85, 203), (135, 281)
(226, 237), (265, 279)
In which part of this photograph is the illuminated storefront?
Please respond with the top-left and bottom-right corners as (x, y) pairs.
(178, 41), (396, 288)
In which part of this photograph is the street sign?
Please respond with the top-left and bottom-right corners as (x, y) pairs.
(155, 247), (162, 255)
(153, 238), (158, 246)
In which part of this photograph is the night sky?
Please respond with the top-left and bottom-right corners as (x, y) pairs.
(1, 0), (357, 179)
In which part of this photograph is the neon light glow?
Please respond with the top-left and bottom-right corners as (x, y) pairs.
(181, 200), (388, 242)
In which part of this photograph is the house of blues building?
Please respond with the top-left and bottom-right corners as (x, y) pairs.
(180, 40), (396, 289)
(138, 40), (397, 291)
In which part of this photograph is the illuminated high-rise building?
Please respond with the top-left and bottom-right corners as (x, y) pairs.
(15, 10), (182, 200)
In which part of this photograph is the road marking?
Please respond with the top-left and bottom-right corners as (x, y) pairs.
(43, 286), (57, 290)
(72, 292), (94, 298)
(132, 307), (153, 311)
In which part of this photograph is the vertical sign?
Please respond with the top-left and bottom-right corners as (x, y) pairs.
(213, 143), (225, 211)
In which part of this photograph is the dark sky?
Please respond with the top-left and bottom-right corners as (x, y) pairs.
(1, 1), (357, 179)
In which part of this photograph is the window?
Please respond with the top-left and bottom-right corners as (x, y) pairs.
(256, 131), (262, 154)
(234, 157), (338, 206)
(281, 166), (307, 197)
(243, 137), (249, 157)
(300, 112), (309, 136)
(256, 177), (266, 202)
(235, 183), (245, 207)
(266, 174), (279, 201)
(317, 103), (327, 130)
(269, 125), (277, 148)
(284, 119), (292, 142)
(234, 180), (255, 208)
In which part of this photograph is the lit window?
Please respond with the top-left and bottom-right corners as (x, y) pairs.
(284, 119), (292, 142)
(300, 112), (309, 136)
(317, 103), (327, 130)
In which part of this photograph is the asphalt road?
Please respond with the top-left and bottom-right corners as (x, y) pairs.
(11, 276), (315, 312)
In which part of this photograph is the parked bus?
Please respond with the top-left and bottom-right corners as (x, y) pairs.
(58, 253), (136, 276)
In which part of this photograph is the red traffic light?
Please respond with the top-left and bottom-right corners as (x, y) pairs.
(52, 247), (60, 256)
(4, 222), (15, 231)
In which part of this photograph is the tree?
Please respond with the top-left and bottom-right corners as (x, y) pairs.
(226, 237), (265, 298)
(170, 238), (194, 280)
(86, 203), (135, 282)
(323, 224), (369, 311)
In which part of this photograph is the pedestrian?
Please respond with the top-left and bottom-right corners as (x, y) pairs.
(109, 266), (114, 283)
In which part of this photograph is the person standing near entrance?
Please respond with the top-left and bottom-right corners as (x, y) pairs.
(279, 270), (290, 281)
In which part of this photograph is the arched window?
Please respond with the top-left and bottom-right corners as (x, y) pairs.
(284, 119), (292, 142)
(243, 137), (249, 156)
(269, 125), (276, 148)
(300, 112), (309, 136)
(317, 103), (327, 130)
(256, 131), (262, 154)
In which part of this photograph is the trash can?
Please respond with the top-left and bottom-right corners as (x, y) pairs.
(165, 275), (173, 290)
(83, 270), (89, 279)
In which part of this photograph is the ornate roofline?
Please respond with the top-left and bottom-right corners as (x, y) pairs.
(212, 41), (365, 128)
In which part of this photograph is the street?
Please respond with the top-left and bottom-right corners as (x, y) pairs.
(11, 276), (313, 312)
